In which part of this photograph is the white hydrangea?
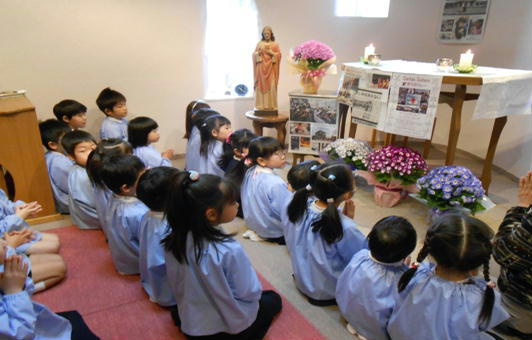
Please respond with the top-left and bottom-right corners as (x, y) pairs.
(325, 138), (372, 161)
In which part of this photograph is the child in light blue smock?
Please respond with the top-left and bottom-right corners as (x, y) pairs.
(96, 87), (128, 140)
(162, 171), (282, 338)
(336, 216), (417, 340)
(101, 155), (148, 275)
(128, 116), (174, 168)
(388, 214), (510, 340)
(0, 247), (99, 340)
(136, 166), (179, 306)
(184, 100), (211, 171)
(240, 136), (291, 243)
(86, 139), (133, 233)
(285, 163), (366, 305)
(197, 114), (232, 176)
(52, 99), (88, 131)
(39, 119), (73, 213)
(62, 130), (100, 230)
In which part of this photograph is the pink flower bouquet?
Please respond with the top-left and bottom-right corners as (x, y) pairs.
(357, 145), (428, 208)
(289, 40), (337, 94)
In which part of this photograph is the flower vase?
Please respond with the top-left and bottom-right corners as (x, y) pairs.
(300, 74), (323, 94)
(373, 185), (408, 208)
(428, 207), (470, 223)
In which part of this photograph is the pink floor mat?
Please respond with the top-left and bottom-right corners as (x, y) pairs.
(34, 226), (327, 340)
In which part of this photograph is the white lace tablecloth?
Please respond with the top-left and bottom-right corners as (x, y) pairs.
(343, 60), (532, 119)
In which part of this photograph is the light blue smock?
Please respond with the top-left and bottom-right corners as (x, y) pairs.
(44, 151), (73, 214)
(387, 262), (510, 340)
(68, 165), (101, 230)
(104, 194), (148, 274)
(100, 116), (128, 141)
(197, 140), (224, 176)
(0, 190), (42, 254)
(93, 185), (112, 235)
(0, 258), (71, 340)
(165, 233), (261, 336)
(185, 127), (200, 171)
(133, 145), (172, 169)
(285, 201), (366, 300)
(139, 211), (174, 306)
(336, 249), (407, 340)
(241, 166), (291, 239)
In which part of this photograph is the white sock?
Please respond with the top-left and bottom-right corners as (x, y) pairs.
(34, 281), (46, 292)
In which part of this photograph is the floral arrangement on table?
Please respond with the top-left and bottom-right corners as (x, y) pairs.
(289, 40), (337, 94)
(323, 138), (372, 170)
(415, 165), (492, 218)
(357, 145), (428, 207)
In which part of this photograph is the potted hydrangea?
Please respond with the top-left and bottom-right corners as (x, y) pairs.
(358, 145), (428, 207)
(289, 40), (337, 94)
(414, 165), (494, 221)
(323, 138), (372, 170)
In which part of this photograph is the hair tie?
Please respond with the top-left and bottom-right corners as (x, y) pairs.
(225, 131), (233, 144)
(244, 158), (252, 166)
(188, 171), (200, 182)
(410, 262), (420, 269)
(201, 122), (207, 127)
(326, 198), (335, 203)
(191, 100), (205, 112)
(487, 281), (496, 289)
(328, 174), (336, 181)
(305, 184), (312, 191)
(310, 165), (319, 171)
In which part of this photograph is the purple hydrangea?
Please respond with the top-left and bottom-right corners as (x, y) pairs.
(417, 165), (485, 214)
(293, 40), (335, 61)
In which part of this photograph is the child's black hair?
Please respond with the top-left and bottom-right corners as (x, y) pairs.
(219, 128), (256, 170)
(288, 163), (354, 244)
(86, 139), (133, 188)
(368, 216), (416, 263)
(53, 99), (87, 121)
(397, 214), (495, 328)
(199, 115), (231, 156)
(128, 116), (158, 148)
(184, 100), (211, 139)
(225, 136), (283, 185)
(137, 166), (180, 211)
(61, 130), (97, 157)
(191, 108), (219, 130)
(96, 87), (126, 114)
(162, 172), (237, 264)
(39, 119), (71, 151)
(287, 160), (321, 191)
(101, 155), (145, 194)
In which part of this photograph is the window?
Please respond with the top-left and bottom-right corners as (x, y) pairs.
(205, 0), (259, 99)
(335, 0), (390, 18)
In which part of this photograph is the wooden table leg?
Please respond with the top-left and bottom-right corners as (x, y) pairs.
(276, 123), (287, 147)
(339, 103), (349, 138)
(252, 121), (263, 136)
(423, 118), (438, 159)
(292, 154), (304, 165)
(480, 116), (507, 193)
(384, 133), (393, 145)
(370, 129), (377, 147)
(348, 121), (357, 138)
(445, 85), (466, 165)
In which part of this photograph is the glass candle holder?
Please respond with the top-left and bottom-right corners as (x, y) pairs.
(436, 57), (453, 72)
(367, 54), (381, 66)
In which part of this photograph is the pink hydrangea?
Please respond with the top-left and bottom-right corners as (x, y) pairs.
(364, 145), (428, 185)
(293, 40), (335, 61)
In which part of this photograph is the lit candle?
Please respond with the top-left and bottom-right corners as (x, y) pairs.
(364, 43), (375, 60)
(459, 49), (474, 68)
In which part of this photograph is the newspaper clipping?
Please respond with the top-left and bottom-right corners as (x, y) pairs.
(350, 71), (392, 129)
(438, 0), (490, 43)
(289, 94), (338, 155)
(383, 73), (443, 139)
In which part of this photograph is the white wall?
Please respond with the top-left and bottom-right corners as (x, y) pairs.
(2, 0), (531, 175)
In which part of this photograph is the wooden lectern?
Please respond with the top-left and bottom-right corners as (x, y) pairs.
(0, 91), (61, 224)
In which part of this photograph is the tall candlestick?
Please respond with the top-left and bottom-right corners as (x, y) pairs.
(364, 43), (375, 60)
(459, 49), (474, 68)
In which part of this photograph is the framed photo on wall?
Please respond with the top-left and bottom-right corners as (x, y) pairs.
(438, 0), (490, 44)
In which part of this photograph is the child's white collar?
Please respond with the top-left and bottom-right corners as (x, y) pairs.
(149, 211), (165, 218)
(108, 116), (124, 123)
(254, 165), (273, 174)
(113, 194), (139, 203)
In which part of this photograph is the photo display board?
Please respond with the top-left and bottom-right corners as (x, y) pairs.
(288, 91), (339, 155)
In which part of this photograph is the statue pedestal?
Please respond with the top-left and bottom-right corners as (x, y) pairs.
(245, 111), (288, 146)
